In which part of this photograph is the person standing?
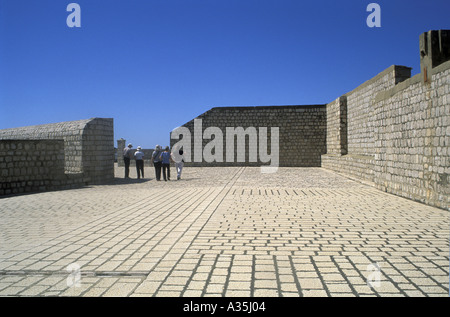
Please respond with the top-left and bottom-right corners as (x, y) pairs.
(152, 145), (163, 181)
(134, 146), (145, 179)
(123, 143), (133, 178)
(171, 146), (184, 180)
(160, 146), (172, 181)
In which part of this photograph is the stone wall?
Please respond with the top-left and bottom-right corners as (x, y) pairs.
(0, 118), (114, 195)
(373, 61), (450, 210)
(322, 65), (412, 184)
(170, 105), (327, 167)
(81, 118), (115, 183)
(0, 120), (87, 173)
(325, 96), (347, 156)
(323, 30), (450, 210)
(346, 66), (412, 156)
(0, 140), (88, 195)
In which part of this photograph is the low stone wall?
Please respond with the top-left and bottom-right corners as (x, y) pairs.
(0, 140), (88, 196)
(81, 118), (115, 183)
(0, 118), (114, 185)
(322, 154), (374, 186)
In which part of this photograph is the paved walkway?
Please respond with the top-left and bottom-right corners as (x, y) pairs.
(0, 165), (448, 297)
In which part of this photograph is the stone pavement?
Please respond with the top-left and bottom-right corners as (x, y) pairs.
(0, 165), (448, 297)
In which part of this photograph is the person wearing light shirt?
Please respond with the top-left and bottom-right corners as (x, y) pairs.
(134, 146), (145, 179)
(171, 146), (184, 180)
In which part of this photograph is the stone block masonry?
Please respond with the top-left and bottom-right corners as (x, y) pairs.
(322, 65), (412, 185)
(372, 61), (450, 210)
(323, 30), (450, 210)
(0, 140), (88, 195)
(80, 118), (115, 183)
(0, 118), (114, 196)
(170, 105), (327, 167)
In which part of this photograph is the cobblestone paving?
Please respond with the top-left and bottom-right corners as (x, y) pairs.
(0, 165), (448, 297)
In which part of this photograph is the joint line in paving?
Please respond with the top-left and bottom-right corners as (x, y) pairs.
(288, 256), (303, 297)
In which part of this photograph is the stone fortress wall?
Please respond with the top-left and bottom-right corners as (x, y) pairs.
(172, 30), (449, 210)
(324, 30), (450, 210)
(321, 65), (412, 185)
(170, 105), (327, 167)
(1, 30), (448, 209)
(0, 118), (114, 196)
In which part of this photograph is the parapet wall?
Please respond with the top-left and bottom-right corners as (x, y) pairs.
(0, 118), (114, 196)
(0, 120), (88, 173)
(346, 66), (412, 156)
(372, 61), (450, 209)
(322, 65), (412, 185)
(0, 140), (88, 195)
(81, 118), (115, 183)
(323, 30), (450, 210)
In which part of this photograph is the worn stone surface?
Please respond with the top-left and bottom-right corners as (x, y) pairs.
(0, 165), (447, 297)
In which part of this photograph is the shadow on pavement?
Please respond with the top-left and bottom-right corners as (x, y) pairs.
(108, 178), (152, 185)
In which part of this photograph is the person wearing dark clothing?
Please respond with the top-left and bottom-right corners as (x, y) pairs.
(152, 145), (163, 181)
(160, 146), (172, 181)
(123, 143), (133, 178)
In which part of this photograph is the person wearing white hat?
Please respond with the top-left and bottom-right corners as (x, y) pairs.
(123, 143), (133, 178)
(134, 146), (145, 179)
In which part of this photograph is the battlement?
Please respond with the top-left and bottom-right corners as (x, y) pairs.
(420, 30), (450, 82)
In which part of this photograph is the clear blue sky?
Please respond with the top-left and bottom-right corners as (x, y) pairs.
(1, 0), (449, 149)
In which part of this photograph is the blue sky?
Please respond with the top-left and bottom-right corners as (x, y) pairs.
(1, 0), (449, 149)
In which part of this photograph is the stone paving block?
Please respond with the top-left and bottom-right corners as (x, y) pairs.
(253, 289), (279, 297)
(225, 290), (252, 297)
(0, 286), (27, 296)
(182, 290), (203, 297)
(301, 290), (328, 297)
(133, 281), (159, 295)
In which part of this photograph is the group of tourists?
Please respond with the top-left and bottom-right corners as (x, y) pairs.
(122, 144), (184, 181)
